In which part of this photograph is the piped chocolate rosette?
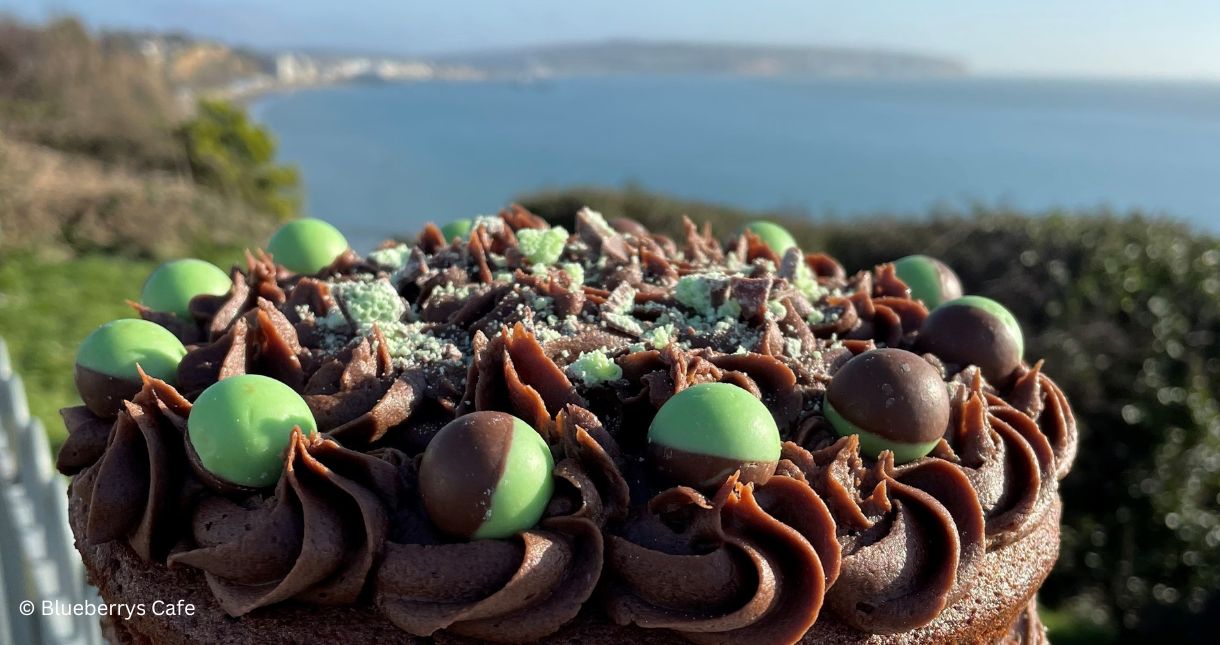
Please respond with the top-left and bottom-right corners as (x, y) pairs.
(58, 208), (1076, 644)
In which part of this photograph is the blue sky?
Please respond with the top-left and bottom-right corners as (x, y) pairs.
(8, 0), (1220, 79)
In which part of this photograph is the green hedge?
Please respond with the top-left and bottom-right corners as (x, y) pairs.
(521, 185), (1220, 642)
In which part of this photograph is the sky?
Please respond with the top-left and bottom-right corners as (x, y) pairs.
(6, 0), (1220, 80)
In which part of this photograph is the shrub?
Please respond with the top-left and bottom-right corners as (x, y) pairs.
(178, 98), (301, 222)
(520, 186), (1220, 641)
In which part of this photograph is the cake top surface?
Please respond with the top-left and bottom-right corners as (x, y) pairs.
(58, 205), (1077, 644)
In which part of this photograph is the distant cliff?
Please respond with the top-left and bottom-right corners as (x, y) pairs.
(434, 40), (968, 79)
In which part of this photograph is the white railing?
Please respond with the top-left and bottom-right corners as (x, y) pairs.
(0, 337), (103, 645)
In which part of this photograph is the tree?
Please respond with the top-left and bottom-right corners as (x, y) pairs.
(179, 98), (300, 221)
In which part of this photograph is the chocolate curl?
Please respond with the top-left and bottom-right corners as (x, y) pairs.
(741, 229), (781, 265)
(1006, 362), (1077, 479)
(873, 262), (911, 298)
(206, 251), (287, 338)
(466, 226), (494, 284)
(554, 404), (630, 525)
(499, 203), (550, 231)
(805, 253), (846, 280)
(808, 295), (858, 337)
(169, 429), (397, 616)
(681, 216), (724, 264)
(304, 336), (418, 445)
(128, 299), (205, 345)
(417, 223), (448, 253)
(947, 391), (1046, 547)
(176, 298), (309, 398)
(576, 207), (629, 264)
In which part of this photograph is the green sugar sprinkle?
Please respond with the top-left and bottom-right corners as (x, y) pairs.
(517, 226), (569, 265)
(567, 349), (623, 386)
(675, 273), (716, 315)
(766, 300), (788, 320)
(643, 324), (676, 349)
(560, 262), (585, 285)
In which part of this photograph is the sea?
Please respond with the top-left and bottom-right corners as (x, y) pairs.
(251, 75), (1220, 252)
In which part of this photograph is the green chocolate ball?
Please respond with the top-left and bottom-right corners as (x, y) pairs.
(892, 255), (963, 309)
(916, 295), (1025, 384)
(825, 348), (950, 463)
(267, 219), (349, 275)
(187, 374), (317, 488)
(140, 258), (232, 319)
(74, 319), (188, 417)
(420, 412), (555, 540)
(744, 221), (799, 255)
(648, 382), (781, 489)
(440, 218), (473, 242)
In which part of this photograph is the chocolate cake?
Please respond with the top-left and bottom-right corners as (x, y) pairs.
(57, 206), (1077, 644)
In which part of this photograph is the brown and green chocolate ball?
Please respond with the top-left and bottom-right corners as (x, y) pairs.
(140, 258), (232, 319)
(891, 254), (963, 308)
(74, 319), (187, 417)
(440, 218), (473, 242)
(824, 348), (950, 463)
(743, 220), (799, 254)
(420, 412), (555, 540)
(187, 374), (317, 489)
(648, 382), (781, 489)
(915, 295), (1024, 384)
(267, 219), (350, 274)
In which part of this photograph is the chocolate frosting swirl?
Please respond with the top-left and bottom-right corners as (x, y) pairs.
(72, 371), (197, 561)
(783, 436), (985, 633)
(605, 473), (836, 644)
(168, 429), (400, 616)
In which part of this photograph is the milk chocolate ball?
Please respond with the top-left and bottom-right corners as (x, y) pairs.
(74, 319), (187, 417)
(916, 295), (1024, 384)
(892, 255), (963, 308)
(267, 219), (349, 275)
(825, 348), (950, 463)
(188, 374), (317, 488)
(648, 382), (781, 489)
(420, 412), (555, 540)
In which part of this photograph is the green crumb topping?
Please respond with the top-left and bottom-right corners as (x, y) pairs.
(644, 324), (676, 349)
(517, 226), (569, 265)
(332, 279), (406, 332)
(806, 309), (826, 325)
(472, 214), (505, 233)
(367, 244), (412, 271)
(784, 337), (803, 358)
(431, 283), (475, 300)
(794, 264), (827, 301)
(716, 299), (742, 320)
(766, 300), (787, 320)
(379, 321), (457, 365)
(560, 262), (585, 285)
(567, 349), (623, 386)
(675, 274), (716, 315)
(493, 271), (513, 283)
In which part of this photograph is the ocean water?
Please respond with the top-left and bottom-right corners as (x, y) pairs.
(253, 76), (1220, 251)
